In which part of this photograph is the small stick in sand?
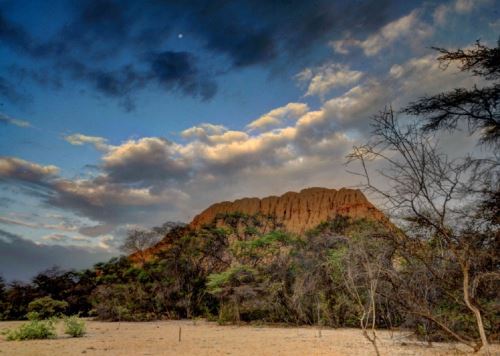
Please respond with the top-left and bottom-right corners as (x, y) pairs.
(179, 326), (182, 342)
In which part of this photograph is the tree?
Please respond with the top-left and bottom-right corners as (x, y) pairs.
(207, 265), (260, 324)
(120, 228), (160, 264)
(0, 276), (7, 320)
(28, 296), (68, 319)
(342, 236), (385, 356)
(3, 281), (38, 320)
(348, 108), (498, 351)
(403, 40), (499, 146)
(402, 41), (499, 348)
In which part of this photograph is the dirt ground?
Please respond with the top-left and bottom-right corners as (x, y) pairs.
(0, 319), (497, 356)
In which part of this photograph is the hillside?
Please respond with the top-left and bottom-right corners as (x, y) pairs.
(190, 187), (385, 233)
(133, 187), (386, 262)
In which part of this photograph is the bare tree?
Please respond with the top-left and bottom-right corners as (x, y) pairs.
(343, 235), (386, 356)
(120, 228), (159, 264)
(347, 108), (498, 351)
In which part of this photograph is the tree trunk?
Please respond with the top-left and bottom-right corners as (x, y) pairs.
(462, 264), (489, 352)
(235, 299), (240, 325)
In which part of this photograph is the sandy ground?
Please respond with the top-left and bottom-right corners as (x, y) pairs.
(0, 319), (497, 356)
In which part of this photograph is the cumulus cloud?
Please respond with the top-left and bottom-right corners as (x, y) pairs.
(0, 157), (59, 183)
(182, 124), (249, 145)
(0, 49), (485, 249)
(47, 178), (190, 226)
(182, 123), (227, 138)
(296, 64), (363, 98)
(64, 133), (110, 151)
(0, 155), (190, 230)
(101, 137), (190, 184)
(246, 103), (309, 131)
(322, 81), (390, 131)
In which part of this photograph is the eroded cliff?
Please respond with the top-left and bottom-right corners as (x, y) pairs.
(190, 187), (385, 234)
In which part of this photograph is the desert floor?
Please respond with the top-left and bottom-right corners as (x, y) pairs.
(0, 319), (497, 356)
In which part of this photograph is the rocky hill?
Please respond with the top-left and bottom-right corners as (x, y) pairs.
(190, 187), (385, 234)
(132, 187), (387, 263)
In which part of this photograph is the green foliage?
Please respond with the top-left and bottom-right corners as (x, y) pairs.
(91, 284), (157, 321)
(232, 230), (295, 259)
(4, 318), (56, 340)
(207, 265), (257, 295)
(64, 315), (86, 337)
(307, 215), (351, 236)
(328, 247), (347, 277)
(28, 296), (68, 319)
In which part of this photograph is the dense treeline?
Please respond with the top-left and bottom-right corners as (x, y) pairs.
(0, 213), (498, 346)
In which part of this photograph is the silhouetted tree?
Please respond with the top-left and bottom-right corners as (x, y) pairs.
(403, 40), (499, 146)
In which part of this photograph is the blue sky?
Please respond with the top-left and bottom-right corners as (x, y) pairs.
(0, 0), (498, 280)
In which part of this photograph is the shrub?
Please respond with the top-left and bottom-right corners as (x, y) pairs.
(28, 296), (68, 319)
(64, 315), (86, 337)
(4, 318), (56, 340)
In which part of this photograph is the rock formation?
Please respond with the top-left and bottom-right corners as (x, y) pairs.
(190, 187), (385, 234)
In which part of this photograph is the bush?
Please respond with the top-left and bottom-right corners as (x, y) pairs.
(4, 318), (56, 340)
(28, 296), (68, 319)
(64, 315), (86, 337)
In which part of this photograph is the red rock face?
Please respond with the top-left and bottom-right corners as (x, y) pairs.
(190, 187), (385, 234)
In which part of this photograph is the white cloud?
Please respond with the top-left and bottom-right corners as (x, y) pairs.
(0, 113), (31, 128)
(181, 123), (227, 139)
(0, 157), (59, 181)
(246, 103), (309, 131)
(64, 133), (110, 151)
(362, 10), (431, 56)
(388, 54), (480, 98)
(182, 124), (249, 145)
(0, 216), (77, 232)
(332, 10), (432, 56)
(97, 235), (114, 250)
(330, 39), (354, 55)
(297, 64), (363, 98)
(101, 137), (190, 184)
(0, 48), (485, 243)
(433, 0), (491, 25)
(323, 82), (386, 125)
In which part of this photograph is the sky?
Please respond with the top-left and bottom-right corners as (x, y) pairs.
(0, 0), (498, 281)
